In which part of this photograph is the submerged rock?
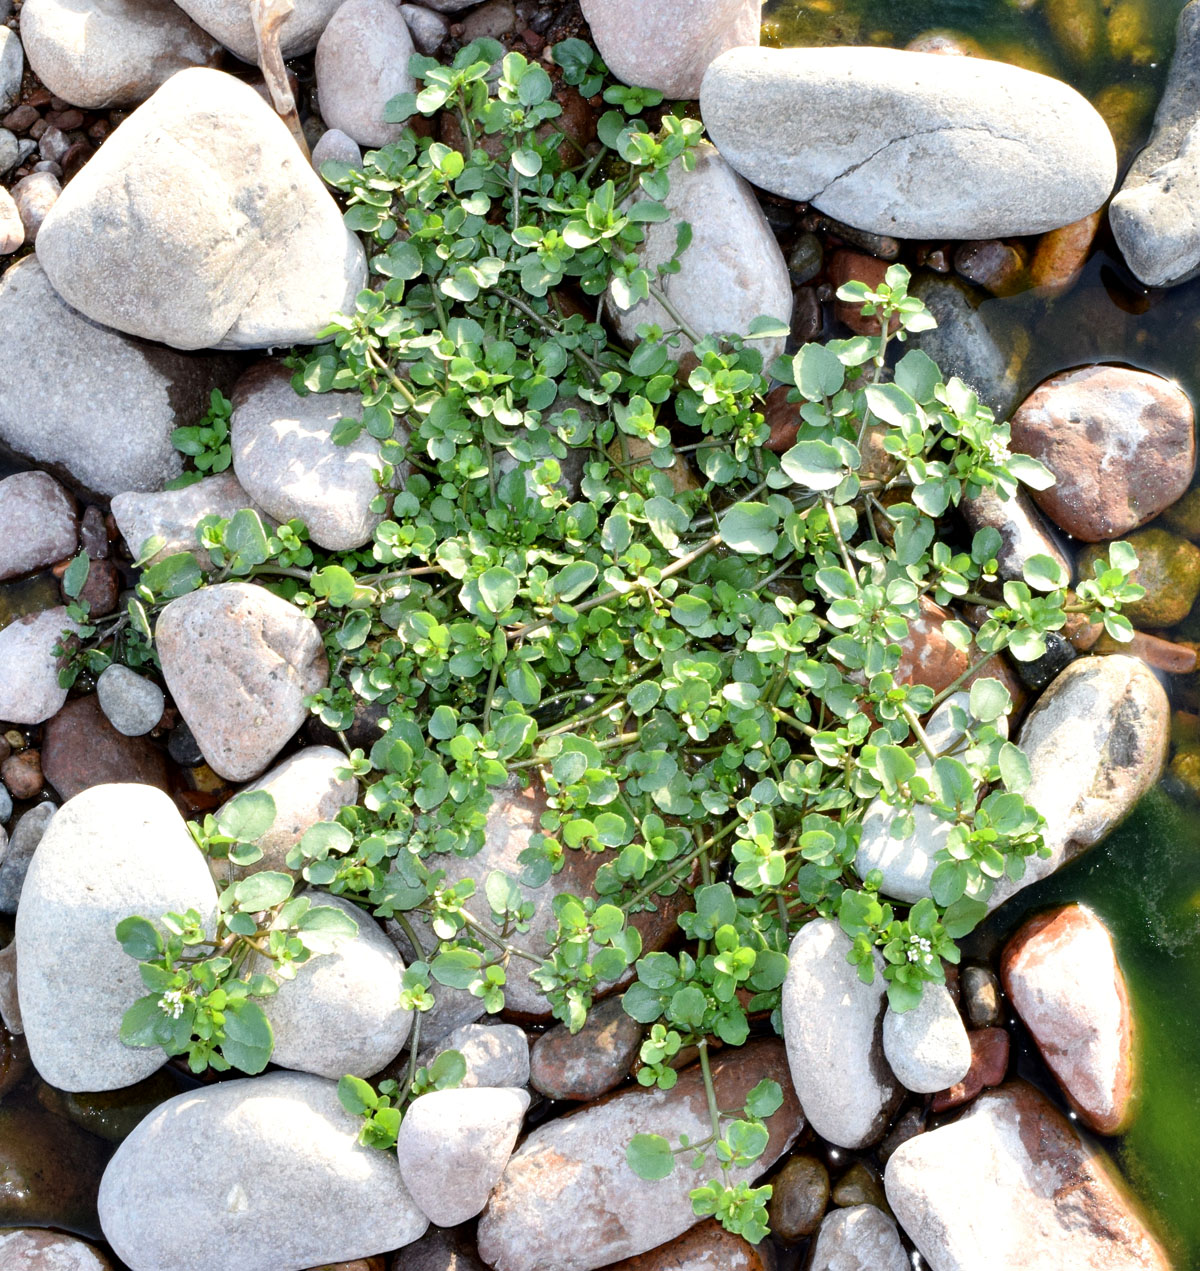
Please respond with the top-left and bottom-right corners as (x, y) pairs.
(579, 0), (758, 99)
(607, 143), (791, 367)
(476, 1038), (801, 1271)
(988, 655), (1168, 910)
(1010, 366), (1195, 542)
(16, 784), (217, 1092)
(767, 1154), (829, 1240)
(1002, 904), (1135, 1133)
(700, 46), (1116, 238)
(41, 694), (171, 801)
(36, 68), (366, 351)
(781, 918), (901, 1149)
(886, 1083), (1171, 1270)
(1078, 528), (1200, 628)
(98, 1072), (428, 1270)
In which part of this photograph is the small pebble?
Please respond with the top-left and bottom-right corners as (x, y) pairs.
(962, 965), (1002, 1028)
(832, 1160), (888, 1213)
(11, 171), (61, 242)
(787, 231), (824, 285)
(167, 721), (205, 767)
(0, 784), (11, 822)
(80, 505), (110, 558)
(96, 665), (166, 738)
(0, 126), (17, 174)
(310, 127), (363, 175)
(2, 105), (38, 133)
(0, 750), (42, 800)
(0, 186), (23, 253)
(767, 1153), (830, 1241)
(38, 125), (69, 164)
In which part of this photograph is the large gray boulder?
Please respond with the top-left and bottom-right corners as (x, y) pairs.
(36, 68), (366, 351)
(781, 918), (901, 1149)
(1110, 1), (1200, 286)
(231, 361), (391, 551)
(0, 257), (237, 496)
(987, 655), (1168, 911)
(315, 0), (415, 148)
(172, 0), (342, 62)
(98, 1071), (429, 1271)
(19, 0), (222, 109)
(15, 784), (218, 1092)
(885, 1084), (1171, 1270)
(0, 607), (80, 725)
(250, 894), (413, 1079)
(700, 46), (1117, 238)
(607, 143), (791, 367)
(579, 0), (758, 99)
(155, 582), (329, 781)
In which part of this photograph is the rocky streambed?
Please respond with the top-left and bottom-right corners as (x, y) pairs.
(0, 0), (1199, 1269)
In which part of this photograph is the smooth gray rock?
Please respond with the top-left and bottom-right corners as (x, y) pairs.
(421, 1021), (531, 1089)
(311, 126), (362, 175)
(16, 784), (217, 1091)
(155, 582), (329, 781)
(1111, 1), (1200, 286)
(781, 918), (901, 1149)
(418, 0), (477, 9)
(98, 1071), (429, 1270)
(0, 127), (18, 177)
(19, 0), (222, 109)
(397, 1086), (530, 1226)
(400, 3), (447, 53)
(962, 485), (1071, 584)
(885, 1084), (1171, 1270)
(580, 0), (757, 98)
(36, 68), (367, 351)
(111, 471), (268, 565)
(0, 800), (54, 912)
(172, 0), (342, 61)
(0, 27), (22, 112)
(11, 170), (59, 242)
(231, 361), (391, 551)
(0, 607), (79, 725)
(0, 186), (22, 253)
(96, 665), (165, 737)
(810, 1205), (909, 1271)
(316, 0), (415, 148)
(249, 894), (411, 1078)
(701, 46), (1117, 238)
(909, 275), (1021, 421)
(607, 143), (791, 367)
(0, 786), (10, 823)
(0, 800), (54, 913)
(856, 693), (1003, 904)
(0, 471), (77, 580)
(882, 983), (972, 1094)
(988, 655), (1168, 911)
(222, 746), (358, 881)
(0, 257), (237, 496)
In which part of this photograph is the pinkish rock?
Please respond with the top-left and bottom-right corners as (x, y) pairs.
(530, 994), (641, 1101)
(0, 607), (79, 725)
(41, 694), (171, 801)
(0, 471), (77, 581)
(1002, 904), (1134, 1134)
(1010, 366), (1196, 542)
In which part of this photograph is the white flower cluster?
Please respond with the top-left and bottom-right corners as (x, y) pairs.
(158, 989), (186, 1019)
(905, 935), (934, 965)
(982, 433), (1010, 466)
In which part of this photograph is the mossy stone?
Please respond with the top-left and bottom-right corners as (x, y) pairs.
(1077, 528), (1200, 627)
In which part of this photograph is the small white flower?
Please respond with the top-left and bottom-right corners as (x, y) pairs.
(982, 434), (1010, 466)
(158, 989), (186, 1019)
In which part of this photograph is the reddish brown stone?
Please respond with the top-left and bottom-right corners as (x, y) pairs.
(930, 1027), (1009, 1113)
(1030, 209), (1102, 296)
(0, 749), (42, 800)
(600, 1219), (770, 1270)
(531, 994), (642, 1101)
(2, 105), (39, 133)
(764, 384), (799, 453)
(1094, 629), (1197, 674)
(896, 595), (1024, 707)
(1002, 905), (1134, 1135)
(41, 695), (170, 802)
(1011, 366), (1196, 542)
(68, 557), (121, 617)
(827, 251), (898, 336)
(44, 108), (85, 131)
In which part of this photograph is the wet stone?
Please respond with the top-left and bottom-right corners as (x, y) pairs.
(1077, 529), (1200, 627)
(787, 231), (824, 285)
(831, 1161), (888, 1213)
(41, 694), (170, 802)
(961, 964), (1003, 1029)
(0, 749), (41, 800)
(530, 994), (641, 1101)
(767, 1153), (830, 1241)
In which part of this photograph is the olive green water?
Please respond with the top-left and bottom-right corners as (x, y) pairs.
(762, 0), (1200, 1264)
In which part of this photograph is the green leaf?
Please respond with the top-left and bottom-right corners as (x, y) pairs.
(120, 994), (169, 1048)
(1006, 452), (1056, 490)
(478, 567), (520, 615)
(299, 820), (354, 859)
(225, 508), (270, 569)
(115, 916), (163, 962)
(878, 745), (916, 794)
(220, 1000), (274, 1073)
(62, 551), (90, 601)
(233, 871), (294, 911)
(141, 552), (202, 600)
(792, 343), (845, 399)
(297, 904), (360, 953)
(719, 502), (779, 556)
(432, 948), (482, 989)
(553, 561), (599, 602)
(968, 677), (1011, 724)
(311, 565), (358, 607)
(1022, 553), (1068, 592)
(744, 1078), (784, 1119)
(215, 790), (277, 843)
(338, 1073), (379, 1116)
(998, 742), (1031, 794)
(627, 1133), (676, 1181)
(427, 1048), (467, 1089)
(780, 440), (844, 491)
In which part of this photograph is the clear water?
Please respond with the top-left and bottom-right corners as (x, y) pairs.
(762, 1), (1200, 1264)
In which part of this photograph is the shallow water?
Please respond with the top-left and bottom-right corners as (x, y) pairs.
(763, 1), (1200, 1264)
